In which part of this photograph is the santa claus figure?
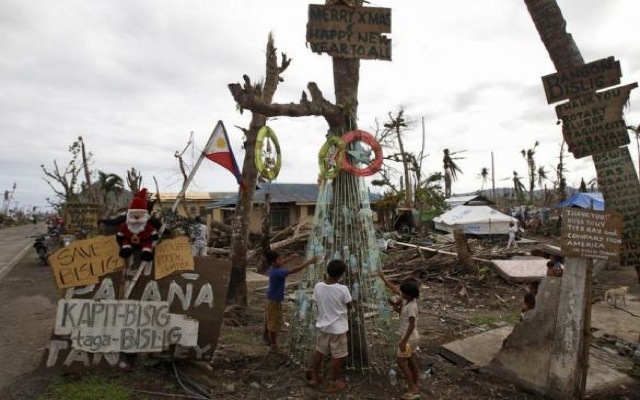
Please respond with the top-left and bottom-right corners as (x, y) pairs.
(117, 188), (158, 261)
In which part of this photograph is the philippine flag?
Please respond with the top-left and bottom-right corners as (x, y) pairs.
(204, 121), (244, 187)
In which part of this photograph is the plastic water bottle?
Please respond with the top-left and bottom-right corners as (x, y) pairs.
(352, 281), (360, 300)
(299, 293), (308, 319)
(388, 368), (397, 386)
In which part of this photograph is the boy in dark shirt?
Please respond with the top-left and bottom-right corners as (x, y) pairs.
(265, 250), (317, 352)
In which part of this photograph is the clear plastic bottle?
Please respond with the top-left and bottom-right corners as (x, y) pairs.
(388, 368), (397, 386)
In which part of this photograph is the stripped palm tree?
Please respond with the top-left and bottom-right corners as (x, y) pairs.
(97, 171), (124, 214)
(443, 148), (465, 198)
(513, 171), (527, 203)
(521, 141), (539, 203)
(554, 141), (568, 202)
(478, 167), (490, 192)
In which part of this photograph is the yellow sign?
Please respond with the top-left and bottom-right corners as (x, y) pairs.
(49, 236), (125, 289)
(154, 236), (195, 280)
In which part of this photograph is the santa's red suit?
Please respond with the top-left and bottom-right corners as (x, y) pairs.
(117, 188), (158, 261)
(117, 222), (158, 253)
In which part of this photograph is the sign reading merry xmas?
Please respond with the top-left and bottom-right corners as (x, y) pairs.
(306, 4), (392, 60)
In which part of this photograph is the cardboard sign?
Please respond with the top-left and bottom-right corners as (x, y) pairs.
(154, 236), (195, 280)
(63, 203), (100, 231)
(44, 257), (232, 368)
(556, 82), (637, 158)
(593, 147), (640, 265)
(561, 208), (623, 261)
(54, 299), (198, 353)
(306, 4), (392, 60)
(49, 236), (125, 289)
(542, 57), (622, 104)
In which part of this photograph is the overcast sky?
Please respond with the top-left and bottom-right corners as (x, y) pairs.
(1, 0), (639, 211)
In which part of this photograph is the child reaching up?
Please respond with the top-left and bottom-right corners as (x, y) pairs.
(265, 250), (317, 353)
(308, 260), (352, 394)
(379, 270), (421, 400)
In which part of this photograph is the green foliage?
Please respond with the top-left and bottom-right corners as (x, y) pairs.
(375, 191), (405, 210)
(40, 375), (131, 400)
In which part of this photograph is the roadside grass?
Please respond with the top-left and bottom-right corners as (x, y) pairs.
(39, 373), (131, 400)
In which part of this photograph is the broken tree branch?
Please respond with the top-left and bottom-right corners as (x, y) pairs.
(229, 78), (341, 120)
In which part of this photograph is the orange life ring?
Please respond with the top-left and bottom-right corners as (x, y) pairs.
(340, 130), (383, 177)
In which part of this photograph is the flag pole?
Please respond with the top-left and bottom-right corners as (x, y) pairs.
(171, 121), (222, 214)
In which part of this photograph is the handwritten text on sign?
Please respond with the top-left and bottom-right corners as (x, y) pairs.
(593, 147), (640, 265)
(154, 236), (194, 280)
(55, 299), (198, 353)
(306, 5), (391, 60)
(542, 57), (622, 104)
(63, 203), (100, 231)
(561, 208), (623, 261)
(49, 236), (125, 289)
(556, 83), (637, 159)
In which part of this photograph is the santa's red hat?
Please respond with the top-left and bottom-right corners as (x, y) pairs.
(129, 188), (148, 212)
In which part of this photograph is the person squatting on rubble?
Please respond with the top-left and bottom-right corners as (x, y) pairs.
(379, 270), (422, 400)
(265, 250), (317, 353)
(307, 259), (352, 394)
(190, 216), (209, 257)
(546, 255), (564, 277)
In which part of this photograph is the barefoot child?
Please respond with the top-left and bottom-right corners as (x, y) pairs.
(265, 250), (317, 352)
(308, 260), (352, 393)
(379, 270), (421, 400)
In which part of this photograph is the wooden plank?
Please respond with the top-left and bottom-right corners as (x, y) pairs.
(555, 82), (637, 158)
(306, 4), (392, 60)
(593, 147), (640, 265)
(560, 208), (623, 262)
(542, 57), (622, 104)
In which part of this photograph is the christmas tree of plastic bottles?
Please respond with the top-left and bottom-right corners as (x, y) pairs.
(287, 172), (397, 372)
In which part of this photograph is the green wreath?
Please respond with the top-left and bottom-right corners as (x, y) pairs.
(318, 136), (346, 179)
(255, 126), (282, 181)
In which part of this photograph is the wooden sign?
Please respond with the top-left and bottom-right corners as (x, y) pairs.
(593, 147), (640, 265)
(49, 236), (125, 289)
(542, 57), (622, 104)
(556, 82), (637, 158)
(63, 203), (100, 231)
(45, 257), (232, 368)
(561, 208), (623, 261)
(306, 4), (391, 60)
(154, 236), (195, 280)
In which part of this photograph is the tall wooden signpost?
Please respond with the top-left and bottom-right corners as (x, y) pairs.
(228, 1), (392, 370)
(305, 1), (392, 369)
(541, 55), (637, 398)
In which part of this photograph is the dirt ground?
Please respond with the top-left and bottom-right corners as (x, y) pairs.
(1, 235), (640, 399)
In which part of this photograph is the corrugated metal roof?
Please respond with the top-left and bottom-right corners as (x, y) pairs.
(209, 183), (380, 208)
(158, 192), (236, 201)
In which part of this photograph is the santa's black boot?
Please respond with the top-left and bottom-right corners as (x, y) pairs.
(140, 251), (153, 262)
(119, 247), (133, 259)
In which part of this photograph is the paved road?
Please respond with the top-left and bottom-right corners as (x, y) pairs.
(0, 223), (45, 280)
(0, 224), (58, 397)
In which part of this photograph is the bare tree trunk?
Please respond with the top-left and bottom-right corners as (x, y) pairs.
(226, 36), (290, 307)
(453, 228), (475, 274)
(259, 192), (271, 273)
(79, 137), (94, 202)
(524, 1), (639, 398)
(396, 125), (412, 207)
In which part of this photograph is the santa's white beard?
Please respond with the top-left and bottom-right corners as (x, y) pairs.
(127, 213), (149, 234)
